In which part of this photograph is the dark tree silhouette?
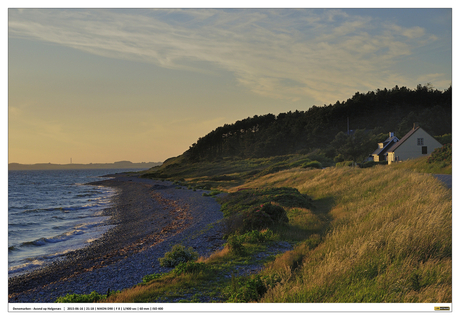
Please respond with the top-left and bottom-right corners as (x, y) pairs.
(184, 85), (451, 162)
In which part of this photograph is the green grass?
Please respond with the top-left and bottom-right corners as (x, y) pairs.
(390, 155), (451, 174)
(56, 290), (119, 303)
(219, 187), (313, 217)
(139, 153), (329, 191)
(57, 153), (451, 304)
(102, 239), (288, 303)
(249, 166), (451, 303)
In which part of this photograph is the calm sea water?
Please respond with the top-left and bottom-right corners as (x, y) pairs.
(8, 168), (145, 278)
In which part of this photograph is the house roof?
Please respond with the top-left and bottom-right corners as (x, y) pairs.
(387, 127), (420, 153)
(372, 147), (383, 155)
(372, 137), (399, 156)
(372, 136), (399, 155)
(383, 136), (395, 143)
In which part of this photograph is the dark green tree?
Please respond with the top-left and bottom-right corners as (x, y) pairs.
(185, 85), (451, 162)
(331, 129), (380, 163)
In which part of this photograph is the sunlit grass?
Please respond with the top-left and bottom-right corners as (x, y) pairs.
(75, 160), (451, 303)
(102, 238), (285, 303)
(390, 155), (451, 174)
(140, 154), (322, 191)
(256, 166), (451, 303)
(104, 271), (211, 303)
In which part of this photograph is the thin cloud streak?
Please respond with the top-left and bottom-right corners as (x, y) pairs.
(9, 9), (444, 104)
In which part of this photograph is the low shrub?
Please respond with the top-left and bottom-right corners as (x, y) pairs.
(223, 202), (290, 235)
(336, 161), (353, 168)
(241, 203), (289, 232)
(302, 160), (322, 169)
(427, 144), (452, 164)
(203, 190), (221, 197)
(196, 184), (212, 190)
(288, 158), (311, 168)
(261, 203), (289, 224)
(226, 234), (246, 255)
(55, 290), (118, 303)
(219, 187), (313, 218)
(158, 244), (199, 268)
(223, 214), (245, 236)
(303, 234), (322, 250)
(434, 133), (452, 145)
(237, 229), (274, 243)
(173, 261), (209, 275)
(225, 274), (281, 302)
(254, 163), (290, 178)
(142, 273), (162, 283)
(220, 187), (310, 236)
(307, 152), (334, 167)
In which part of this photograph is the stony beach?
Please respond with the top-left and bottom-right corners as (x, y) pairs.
(8, 174), (228, 303)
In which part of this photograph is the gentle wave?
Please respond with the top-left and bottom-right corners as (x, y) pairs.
(9, 260), (46, 275)
(8, 250), (71, 275)
(19, 221), (106, 248)
(8, 169), (134, 277)
(19, 202), (107, 215)
(8, 221), (40, 227)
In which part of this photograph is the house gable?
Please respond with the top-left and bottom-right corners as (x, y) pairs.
(387, 127), (442, 164)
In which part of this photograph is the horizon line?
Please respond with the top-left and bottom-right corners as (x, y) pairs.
(8, 160), (163, 166)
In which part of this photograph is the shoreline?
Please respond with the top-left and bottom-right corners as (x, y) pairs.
(8, 183), (118, 279)
(8, 174), (226, 303)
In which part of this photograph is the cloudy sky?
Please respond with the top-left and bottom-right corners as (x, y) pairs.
(8, 6), (453, 164)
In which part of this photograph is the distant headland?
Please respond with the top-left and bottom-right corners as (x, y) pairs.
(8, 161), (162, 171)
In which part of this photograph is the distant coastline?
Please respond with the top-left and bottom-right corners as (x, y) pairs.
(8, 161), (162, 171)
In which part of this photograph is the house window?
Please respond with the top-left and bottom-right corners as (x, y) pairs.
(417, 138), (424, 146)
(422, 146), (427, 154)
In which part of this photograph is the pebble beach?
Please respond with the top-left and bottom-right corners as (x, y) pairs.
(8, 174), (227, 303)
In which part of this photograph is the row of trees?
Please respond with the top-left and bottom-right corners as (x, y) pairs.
(331, 129), (386, 163)
(184, 85), (452, 162)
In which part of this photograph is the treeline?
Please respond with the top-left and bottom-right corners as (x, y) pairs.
(185, 85), (452, 162)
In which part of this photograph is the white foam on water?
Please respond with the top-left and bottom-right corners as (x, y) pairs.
(8, 169), (138, 278)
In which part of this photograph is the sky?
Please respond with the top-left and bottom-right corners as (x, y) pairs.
(7, 4), (453, 164)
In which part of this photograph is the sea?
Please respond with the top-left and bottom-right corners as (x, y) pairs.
(8, 168), (146, 278)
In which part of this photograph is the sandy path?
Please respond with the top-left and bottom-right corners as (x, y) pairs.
(434, 174), (452, 189)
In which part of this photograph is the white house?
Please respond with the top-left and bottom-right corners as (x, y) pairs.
(387, 125), (442, 164)
(371, 132), (399, 162)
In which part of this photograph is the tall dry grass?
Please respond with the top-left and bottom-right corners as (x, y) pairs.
(106, 165), (450, 303)
(104, 274), (184, 303)
(238, 166), (451, 302)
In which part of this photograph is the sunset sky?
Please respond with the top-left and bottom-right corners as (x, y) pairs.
(7, 5), (453, 164)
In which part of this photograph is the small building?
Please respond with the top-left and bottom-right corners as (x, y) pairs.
(371, 132), (399, 162)
(387, 125), (442, 164)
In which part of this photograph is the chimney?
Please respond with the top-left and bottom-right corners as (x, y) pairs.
(413, 122), (419, 129)
(389, 132), (394, 138)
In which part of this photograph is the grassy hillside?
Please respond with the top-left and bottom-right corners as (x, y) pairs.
(238, 165), (451, 302)
(60, 159), (451, 304)
(54, 84), (452, 304)
(140, 151), (334, 190)
(390, 152), (452, 175)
